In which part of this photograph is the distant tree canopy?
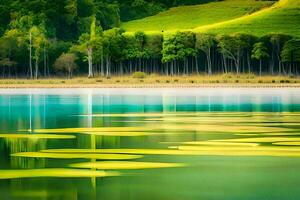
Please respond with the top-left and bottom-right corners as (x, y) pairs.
(0, 0), (220, 39)
(0, 0), (299, 78)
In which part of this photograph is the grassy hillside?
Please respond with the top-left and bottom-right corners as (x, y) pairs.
(121, 0), (275, 33)
(200, 0), (300, 36)
(122, 0), (300, 37)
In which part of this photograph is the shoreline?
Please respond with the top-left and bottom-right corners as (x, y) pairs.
(0, 83), (300, 88)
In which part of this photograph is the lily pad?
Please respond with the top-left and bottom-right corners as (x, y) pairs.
(70, 161), (186, 170)
(0, 168), (119, 179)
(273, 142), (300, 146)
(214, 137), (300, 143)
(0, 134), (75, 139)
(33, 127), (154, 133)
(180, 141), (259, 147)
(41, 147), (300, 157)
(11, 152), (143, 160)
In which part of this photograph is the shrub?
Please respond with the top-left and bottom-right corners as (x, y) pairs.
(133, 71), (146, 79)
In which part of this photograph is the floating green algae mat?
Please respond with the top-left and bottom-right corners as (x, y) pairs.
(274, 142), (300, 146)
(180, 141), (259, 147)
(32, 124), (291, 135)
(0, 134), (75, 139)
(3, 90), (300, 199)
(11, 152), (143, 160)
(0, 168), (119, 179)
(33, 127), (154, 133)
(214, 137), (300, 143)
(70, 161), (186, 170)
(77, 131), (154, 137)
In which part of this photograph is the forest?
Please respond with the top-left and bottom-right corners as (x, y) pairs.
(0, 0), (299, 78)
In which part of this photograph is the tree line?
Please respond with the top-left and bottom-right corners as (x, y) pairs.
(0, 19), (299, 78)
(0, 0), (218, 38)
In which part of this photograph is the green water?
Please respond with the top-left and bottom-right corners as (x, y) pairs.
(1, 88), (300, 200)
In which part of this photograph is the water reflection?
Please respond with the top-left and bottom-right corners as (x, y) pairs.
(0, 88), (300, 200)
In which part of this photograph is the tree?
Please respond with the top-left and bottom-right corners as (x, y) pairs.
(0, 28), (26, 77)
(0, 58), (17, 77)
(162, 32), (196, 75)
(281, 39), (300, 75)
(102, 28), (126, 76)
(237, 33), (257, 74)
(30, 26), (48, 79)
(73, 15), (103, 78)
(196, 33), (215, 75)
(53, 53), (78, 78)
(162, 34), (177, 75)
(251, 42), (269, 76)
(144, 33), (163, 73)
(217, 34), (250, 74)
(262, 34), (292, 75)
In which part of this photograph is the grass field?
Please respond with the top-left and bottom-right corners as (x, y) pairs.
(202, 0), (300, 36)
(122, 0), (300, 37)
(122, 0), (274, 33)
(0, 74), (299, 88)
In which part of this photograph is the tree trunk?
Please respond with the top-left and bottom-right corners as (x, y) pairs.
(223, 55), (228, 74)
(195, 55), (199, 74)
(247, 53), (251, 74)
(100, 54), (104, 76)
(106, 56), (110, 77)
(259, 60), (262, 77)
(87, 47), (93, 78)
(207, 53), (212, 75)
(43, 46), (46, 77)
(35, 58), (39, 79)
(29, 31), (33, 79)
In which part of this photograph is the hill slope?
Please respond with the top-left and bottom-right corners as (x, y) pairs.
(121, 0), (275, 33)
(199, 0), (300, 36)
(122, 0), (300, 37)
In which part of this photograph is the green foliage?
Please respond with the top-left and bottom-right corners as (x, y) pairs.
(204, 0), (300, 37)
(122, 0), (274, 32)
(103, 28), (127, 61)
(54, 53), (78, 77)
(0, 58), (17, 68)
(196, 33), (215, 53)
(162, 32), (196, 63)
(0, 0), (299, 77)
(145, 34), (163, 58)
(132, 71), (146, 78)
(281, 39), (300, 63)
(30, 26), (47, 61)
(252, 42), (270, 61)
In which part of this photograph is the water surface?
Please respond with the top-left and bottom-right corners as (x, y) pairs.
(1, 88), (300, 200)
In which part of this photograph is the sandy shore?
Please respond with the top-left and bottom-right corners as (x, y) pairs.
(0, 83), (300, 88)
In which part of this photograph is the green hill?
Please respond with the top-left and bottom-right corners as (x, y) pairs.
(122, 0), (300, 37)
(121, 0), (275, 33)
(199, 0), (300, 36)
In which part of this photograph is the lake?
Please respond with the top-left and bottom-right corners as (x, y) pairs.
(1, 88), (300, 200)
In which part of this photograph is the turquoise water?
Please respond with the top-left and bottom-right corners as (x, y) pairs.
(1, 88), (300, 200)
